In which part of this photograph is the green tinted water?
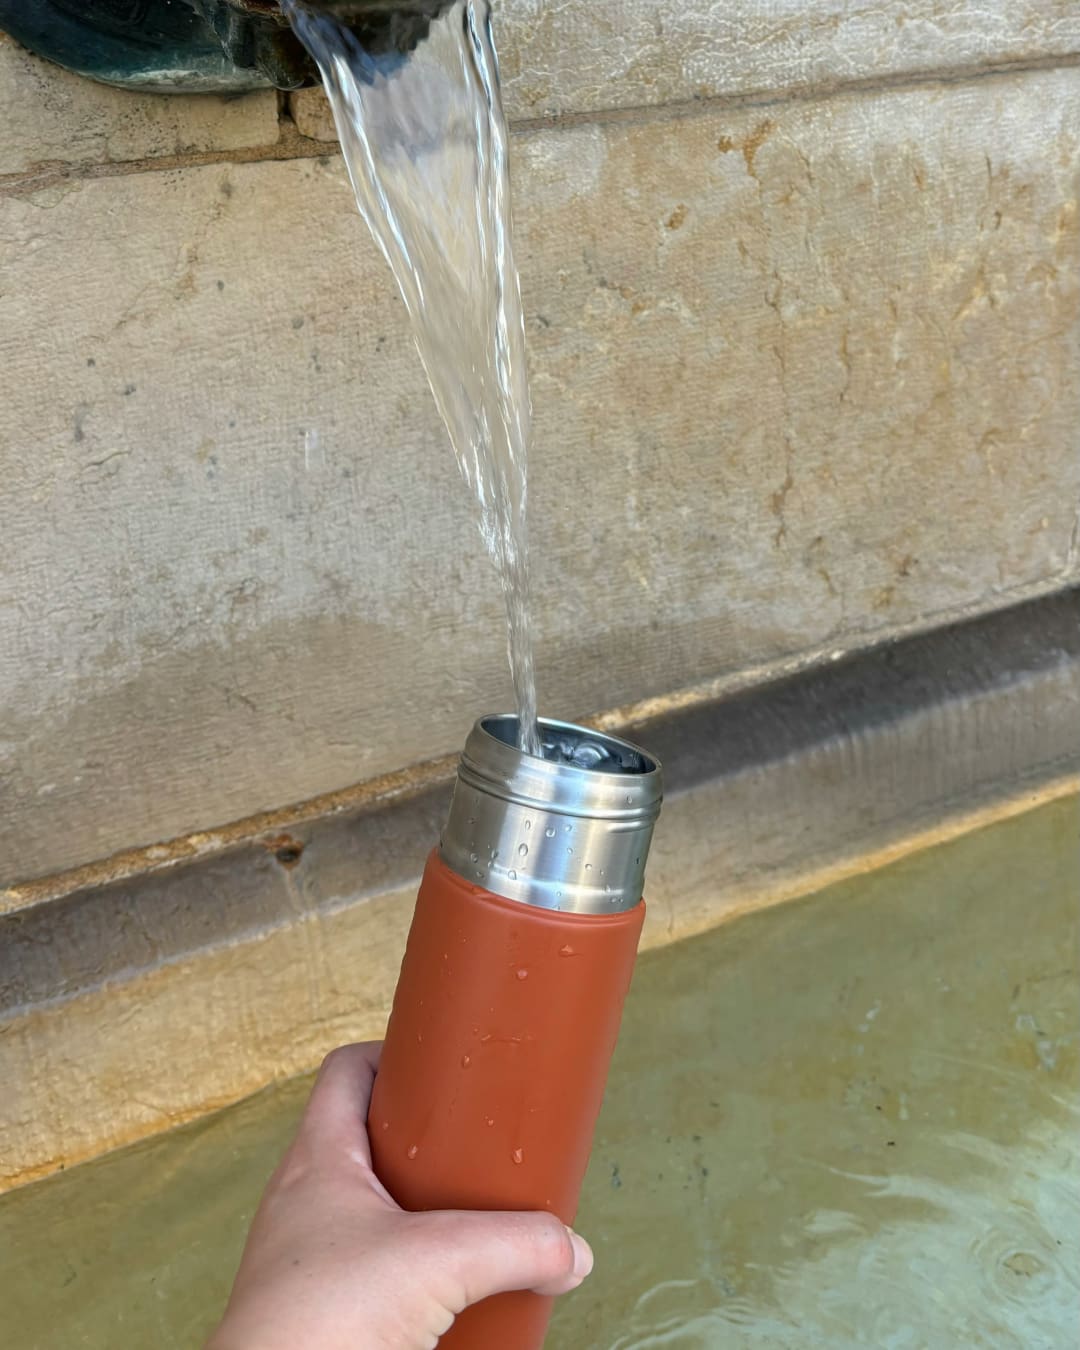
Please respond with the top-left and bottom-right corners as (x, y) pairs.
(3, 796), (1077, 1348)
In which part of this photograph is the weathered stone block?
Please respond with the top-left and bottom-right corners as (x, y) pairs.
(0, 33), (279, 177)
(1, 68), (1077, 881)
(291, 0), (1080, 134)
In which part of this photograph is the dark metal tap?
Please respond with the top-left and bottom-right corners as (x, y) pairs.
(0, 0), (452, 93)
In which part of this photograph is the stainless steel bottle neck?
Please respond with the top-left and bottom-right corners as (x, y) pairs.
(440, 715), (663, 915)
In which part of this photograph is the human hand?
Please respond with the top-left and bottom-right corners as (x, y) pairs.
(206, 1042), (593, 1350)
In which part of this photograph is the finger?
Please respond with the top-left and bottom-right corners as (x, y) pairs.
(409, 1209), (593, 1310)
(298, 1042), (383, 1159)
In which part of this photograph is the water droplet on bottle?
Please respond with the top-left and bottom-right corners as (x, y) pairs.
(511, 1147), (524, 1165)
(469, 851), (478, 863)
(381, 1120), (390, 1131)
(518, 842), (528, 858)
(508, 869), (517, 880)
(565, 823), (572, 833)
(627, 795), (634, 805)
(585, 862), (592, 871)
(416, 1033), (423, 1043)
(407, 1144), (419, 1159)
(566, 846), (573, 856)
(480, 1032), (492, 1044)
(484, 1116), (495, 1127)
(461, 1054), (471, 1069)
(516, 968), (528, 980)
(559, 944), (575, 957)
(467, 816), (475, 826)
(545, 826), (556, 838)
(475, 870), (484, 880)
(524, 819), (532, 831)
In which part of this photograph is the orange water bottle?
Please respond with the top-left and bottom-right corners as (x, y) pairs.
(369, 714), (663, 1348)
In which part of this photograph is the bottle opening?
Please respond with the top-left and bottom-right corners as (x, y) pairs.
(480, 715), (657, 777)
(444, 714), (662, 913)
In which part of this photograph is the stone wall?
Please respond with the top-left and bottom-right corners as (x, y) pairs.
(2, 4), (1078, 884)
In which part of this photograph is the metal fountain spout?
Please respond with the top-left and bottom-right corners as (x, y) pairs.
(0, 1), (451, 93)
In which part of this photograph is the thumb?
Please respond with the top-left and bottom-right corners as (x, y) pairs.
(410, 1209), (594, 1309)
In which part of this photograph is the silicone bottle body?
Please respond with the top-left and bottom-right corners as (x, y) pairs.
(369, 851), (645, 1349)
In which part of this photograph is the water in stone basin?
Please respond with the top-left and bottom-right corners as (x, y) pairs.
(3, 797), (1076, 1347)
